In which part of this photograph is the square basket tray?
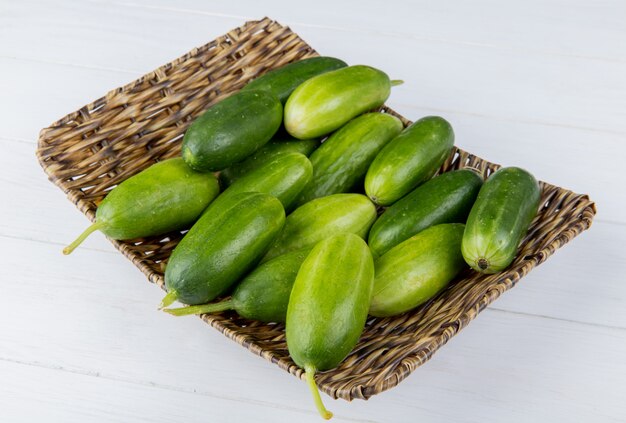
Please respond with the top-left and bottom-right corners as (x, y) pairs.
(36, 18), (596, 401)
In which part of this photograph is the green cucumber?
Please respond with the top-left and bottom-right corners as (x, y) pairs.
(63, 158), (219, 255)
(284, 65), (398, 139)
(214, 152), (312, 211)
(365, 116), (454, 206)
(286, 233), (374, 419)
(262, 193), (377, 262)
(161, 192), (285, 306)
(368, 169), (483, 257)
(182, 90), (282, 172)
(295, 113), (403, 206)
(241, 56), (347, 104)
(370, 223), (466, 317)
(462, 167), (540, 274)
(163, 248), (311, 322)
(219, 137), (320, 187)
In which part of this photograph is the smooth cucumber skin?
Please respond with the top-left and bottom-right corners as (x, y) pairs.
(241, 57), (347, 104)
(96, 158), (219, 239)
(286, 233), (374, 371)
(295, 113), (403, 206)
(219, 137), (320, 187)
(182, 90), (282, 172)
(232, 248), (311, 322)
(213, 152), (312, 211)
(369, 223), (466, 317)
(284, 65), (392, 139)
(368, 169), (483, 257)
(462, 167), (540, 274)
(262, 193), (377, 261)
(165, 192), (285, 305)
(365, 116), (454, 206)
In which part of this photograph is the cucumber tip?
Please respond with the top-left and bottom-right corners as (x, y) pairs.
(477, 258), (489, 270)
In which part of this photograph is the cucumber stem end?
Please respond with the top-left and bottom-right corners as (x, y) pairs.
(159, 290), (179, 309)
(63, 221), (104, 255)
(164, 300), (234, 316)
(304, 365), (333, 420)
(390, 79), (404, 87)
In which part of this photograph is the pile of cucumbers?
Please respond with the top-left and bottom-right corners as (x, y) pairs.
(64, 56), (541, 419)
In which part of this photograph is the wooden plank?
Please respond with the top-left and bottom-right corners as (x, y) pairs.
(0, 361), (344, 423)
(1, 1), (625, 134)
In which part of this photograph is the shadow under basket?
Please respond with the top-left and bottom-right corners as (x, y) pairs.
(36, 17), (596, 401)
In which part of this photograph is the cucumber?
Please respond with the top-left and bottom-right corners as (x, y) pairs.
(462, 167), (540, 274)
(262, 193), (377, 262)
(161, 192), (285, 306)
(219, 137), (320, 188)
(294, 113), (403, 206)
(284, 65), (398, 139)
(368, 169), (483, 257)
(286, 233), (374, 419)
(63, 158), (220, 255)
(182, 90), (282, 172)
(163, 248), (311, 322)
(369, 223), (466, 317)
(365, 116), (454, 206)
(214, 152), (312, 211)
(241, 57), (347, 104)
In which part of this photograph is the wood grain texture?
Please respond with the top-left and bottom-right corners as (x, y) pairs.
(0, 0), (624, 421)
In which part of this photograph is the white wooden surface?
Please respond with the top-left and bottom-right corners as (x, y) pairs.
(1, 1), (625, 421)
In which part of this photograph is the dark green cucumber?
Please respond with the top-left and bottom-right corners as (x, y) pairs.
(219, 137), (320, 187)
(370, 223), (466, 317)
(241, 57), (347, 104)
(214, 152), (312, 211)
(365, 116), (454, 206)
(63, 158), (219, 255)
(262, 193), (377, 262)
(162, 192), (285, 306)
(295, 113), (403, 206)
(462, 167), (540, 274)
(182, 90), (282, 172)
(284, 65), (398, 139)
(164, 248), (311, 322)
(368, 169), (483, 257)
(286, 233), (374, 419)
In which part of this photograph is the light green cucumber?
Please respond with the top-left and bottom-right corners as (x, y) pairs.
(284, 65), (400, 139)
(262, 193), (377, 262)
(286, 233), (374, 419)
(370, 223), (466, 317)
(63, 158), (219, 254)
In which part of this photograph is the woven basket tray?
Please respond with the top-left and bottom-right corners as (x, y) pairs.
(36, 18), (596, 401)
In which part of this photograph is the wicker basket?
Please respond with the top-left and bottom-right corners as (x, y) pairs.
(36, 18), (596, 401)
